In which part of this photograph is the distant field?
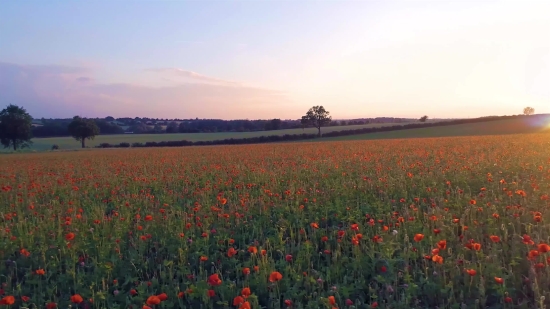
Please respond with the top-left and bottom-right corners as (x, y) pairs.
(318, 116), (550, 142)
(18, 122), (422, 151)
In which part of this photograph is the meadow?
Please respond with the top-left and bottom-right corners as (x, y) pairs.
(320, 117), (550, 142)
(23, 122), (423, 151)
(1, 133), (550, 309)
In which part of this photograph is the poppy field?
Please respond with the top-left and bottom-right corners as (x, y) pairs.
(1, 133), (550, 309)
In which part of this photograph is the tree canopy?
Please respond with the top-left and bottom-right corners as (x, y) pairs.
(0, 104), (33, 151)
(523, 107), (535, 116)
(67, 116), (100, 148)
(301, 106), (332, 137)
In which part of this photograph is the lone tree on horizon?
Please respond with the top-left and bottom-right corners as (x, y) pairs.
(68, 116), (100, 148)
(301, 106), (332, 137)
(0, 104), (33, 151)
(419, 115), (429, 122)
(523, 107), (535, 116)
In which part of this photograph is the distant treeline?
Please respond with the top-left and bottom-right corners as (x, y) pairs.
(32, 116), (413, 138)
(94, 114), (539, 149)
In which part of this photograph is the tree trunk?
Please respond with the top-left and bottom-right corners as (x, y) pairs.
(317, 127), (321, 137)
(13, 140), (16, 151)
(81, 139), (85, 148)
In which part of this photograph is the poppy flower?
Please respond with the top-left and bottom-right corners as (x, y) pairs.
(522, 235), (534, 245)
(46, 302), (57, 309)
(538, 243), (550, 253)
(490, 235), (500, 243)
(414, 234), (424, 242)
(0, 296), (15, 305)
(248, 246), (258, 254)
(269, 271), (283, 282)
(207, 290), (215, 298)
(208, 274), (222, 286)
(466, 269), (476, 276)
(239, 302), (251, 309)
(157, 293), (168, 301)
(432, 255), (444, 264)
(36, 268), (46, 275)
(21, 296), (30, 302)
(233, 296), (245, 306)
(70, 294), (83, 304)
(528, 250), (540, 260)
(227, 247), (237, 257)
(241, 287), (251, 297)
(242, 267), (250, 275)
(65, 233), (75, 241)
(437, 240), (447, 250)
(146, 296), (161, 305)
(494, 277), (504, 284)
(328, 296), (336, 305)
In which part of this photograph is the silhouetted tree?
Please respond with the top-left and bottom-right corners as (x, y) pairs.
(166, 122), (179, 133)
(68, 116), (100, 148)
(0, 104), (33, 151)
(419, 115), (428, 122)
(523, 107), (535, 116)
(301, 106), (332, 137)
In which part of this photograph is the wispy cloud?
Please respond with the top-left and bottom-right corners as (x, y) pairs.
(145, 67), (242, 86)
(0, 62), (292, 119)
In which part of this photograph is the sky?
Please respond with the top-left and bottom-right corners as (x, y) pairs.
(0, 0), (549, 120)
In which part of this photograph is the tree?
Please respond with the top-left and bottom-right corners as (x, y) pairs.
(419, 115), (428, 122)
(523, 107), (535, 116)
(68, 116), (100, 148)
(0, 104), (33, 151)
(301, 106), (332, 137)
(165, 122), (179, 133)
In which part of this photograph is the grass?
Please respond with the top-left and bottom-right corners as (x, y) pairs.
(13, 122), (426, 152)
(320, 116), (550, 141)
(1, 133), (550, 308)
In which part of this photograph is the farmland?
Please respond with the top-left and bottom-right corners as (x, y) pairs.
(1, 133), (550, 309)
(22, 122), (424, 151)
(322, 117), (550, 142)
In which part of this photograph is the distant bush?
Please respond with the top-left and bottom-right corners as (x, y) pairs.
(51, 144), (59, 150)
(117, 142), (131, 148)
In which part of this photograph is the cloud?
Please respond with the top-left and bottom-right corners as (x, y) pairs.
(76, 76), (93, 83)
(145, 67), (242, 86)
(0, 62), (292, 119)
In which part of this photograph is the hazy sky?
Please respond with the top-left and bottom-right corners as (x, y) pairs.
(1, 0), (548, 120)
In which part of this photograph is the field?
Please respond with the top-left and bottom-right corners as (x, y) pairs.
(22, 122), (424, 151)
(1, 133), (550, 309)
(321, 116), (550, 142)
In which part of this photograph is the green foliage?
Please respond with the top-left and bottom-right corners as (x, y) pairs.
(301, 106), (332, 136)
(0, 104), (33, 150)
(419, 115), (428, 122)
(68, 116), (100, 148)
